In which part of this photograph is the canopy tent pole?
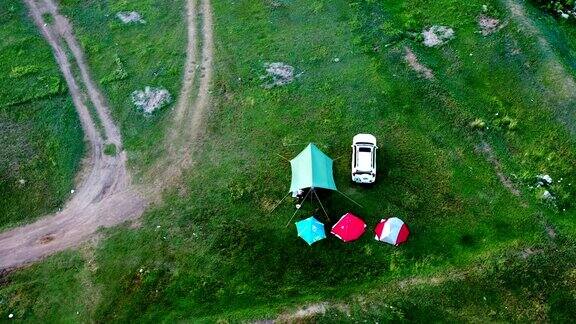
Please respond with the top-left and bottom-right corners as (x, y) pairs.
(337, 190), (364, 208)
(267, 192), (291, 215)
(275, 153), (290, 162)
(313, 189), (331, 222)
(285, 188), (311, 227)
(332, 154), (346, 161)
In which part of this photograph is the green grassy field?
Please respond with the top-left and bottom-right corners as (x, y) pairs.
(58, 0), (187, 175)
(1, 0), (576, 321)
(0, 1), (84, 229)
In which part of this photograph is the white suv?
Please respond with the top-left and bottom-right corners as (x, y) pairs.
(351, 134), (377, 184)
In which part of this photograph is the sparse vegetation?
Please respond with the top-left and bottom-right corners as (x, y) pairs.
(0, 1), (84, 229)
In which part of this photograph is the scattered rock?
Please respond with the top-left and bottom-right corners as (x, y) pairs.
(294, 303), (327, 318)
(131, 86), (172, 114)
(261, 62), (297, 88)
(404, 47), (434, 80)
(478, 15), (501, 36)
(519, 247), (542, 259)
(422, 25), (455, 47)
(116, 11), (145, 24)
(541, 189), (554, 201)
(546, 224), (557, 239)
(537, 174), (553, 186)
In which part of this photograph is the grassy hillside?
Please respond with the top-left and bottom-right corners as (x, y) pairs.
(0, 1), (84, 229)
(1, 0), (575, 321)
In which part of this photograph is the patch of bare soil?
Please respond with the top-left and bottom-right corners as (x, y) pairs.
(422, 25), (454, 47)
(404, 47), (434, 80)
(271, 302), (350, 323)
(478, 15), (502, 36)
(475, 141), (521, 196)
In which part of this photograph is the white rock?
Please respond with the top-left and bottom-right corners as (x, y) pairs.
(422, 25), (455, 47)
(537, 174), (553, 185)
(8, 314), (13, 319)
(116, 11), (146, 24)
(131, 86), (172, 114)
(262, 62), (295, 88)
(542, 190), (554, 200)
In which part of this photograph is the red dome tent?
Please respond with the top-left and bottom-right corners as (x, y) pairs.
(331, 213), (366, 242)
(374, 217), (410, 246)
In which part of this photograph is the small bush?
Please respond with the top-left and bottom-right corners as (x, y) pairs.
(42, 13), (54, 24)
(103, 143), (117, 156)
(469, 118), (486, 130)
(494, 115), (518, 131)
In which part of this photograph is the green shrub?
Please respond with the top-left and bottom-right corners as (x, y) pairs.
(9, 65), (39, 78)
(103, 143), (117, 156)
(494, 115), (518, 131)
(469, 118), (486, 130)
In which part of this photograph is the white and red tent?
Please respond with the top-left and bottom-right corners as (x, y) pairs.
(374, 217), (410, 246)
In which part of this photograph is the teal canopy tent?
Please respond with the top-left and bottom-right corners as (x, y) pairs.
(289, 143), (337, 195)
(283, 143), (361, 227)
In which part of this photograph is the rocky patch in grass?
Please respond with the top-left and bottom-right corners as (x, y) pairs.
(422, 25), (454, 47)
(478, 15), (502, 36)
(535, 174), (558, 204)
(261, 62), (298, 88)
(404, 47), (434, 80)
(116, 11), (145, 24)
(131, 86), (172, 114)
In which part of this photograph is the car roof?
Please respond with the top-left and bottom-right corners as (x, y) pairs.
(353, 133), (376, 145)
(356, 150), (373, 171)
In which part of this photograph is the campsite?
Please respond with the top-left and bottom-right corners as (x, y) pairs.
(1, 0), (576, 321)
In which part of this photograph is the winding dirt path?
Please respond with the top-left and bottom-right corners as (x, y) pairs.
(0, 0), (214, 269)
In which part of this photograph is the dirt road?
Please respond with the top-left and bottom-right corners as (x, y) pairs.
(149, 0), (215, 194)
(0, 0), (214, 269)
